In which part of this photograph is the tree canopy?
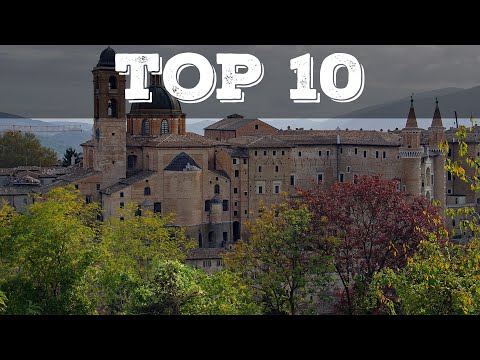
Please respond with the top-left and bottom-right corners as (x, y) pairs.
(0, 130), (58, 168)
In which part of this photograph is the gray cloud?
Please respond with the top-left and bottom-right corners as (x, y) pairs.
(0, 45), (479, 118)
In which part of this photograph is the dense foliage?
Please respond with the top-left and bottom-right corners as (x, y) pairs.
(0, 130), (57, 167)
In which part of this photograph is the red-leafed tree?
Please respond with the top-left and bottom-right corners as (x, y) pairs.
(299, 175), (446, 314)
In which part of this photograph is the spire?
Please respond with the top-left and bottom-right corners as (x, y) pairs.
(431, 97), (443, 128)
(405, 93), (418, 128)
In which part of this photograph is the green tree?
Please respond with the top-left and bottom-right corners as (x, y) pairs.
(224, 201), (334, 315)
(373, 235), (480, 315)
(0, 186), (100, 314)
(62, 147), (81, 167)
(131, 260), (261, 315)
(94, 203), (196, 314)
(0, 130), (58, 168)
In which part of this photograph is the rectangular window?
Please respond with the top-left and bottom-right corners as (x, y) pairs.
(375, 151), (379, 158)
(273, 151), (276, 156)
(448, 172), (452, 180)
(402, 185), (407, 192)
(120, 202), (124, 208)
(244, 210), (248, 215)
(154, 202), (161, 213)
(74, 184), (79, 190)
(326, 150), (330, 157)
(234, 210), (238, 216)
(273, 181), (281, 194)
(205, 200), (211, 211)
(364, 151), (367, 158)
(448, 148), (452, 157)
(339, 173), (345, 182)
(85, 195), (93, 204)
(319, 151), (322, 156)
(120, 192), (124, 198)
(431, 174), (434, 185)
(282, 151), (285, 156)
(254, 151), (257, 156)
(317, 173), (323, 183)
(256, 181), (266, 195)
(298, 151), (302, 157)
(243, 159), (247, 164)
(347, 166), (350, 173)
(447, 189), (452, 194)
(235, 170), (239, 177)
(264, 151), (267, 156)
(244, 191), (247, 196)
(223, 200), (229, 211)
(234, 201), (238, 206)
(258, 166), (262, 173)
(223, 232), (228, 242)
(275, 165), (279, 172)
(355, 148), (358, 154)
(96, 184), (100, 191)
(383, 151), (386, 159)
(290, 175), (295, 186)
(233, 158), (237, 164)
(217, 260), (223, 267)
(234, 187), (238, 194)
(340, 148), (343, 154)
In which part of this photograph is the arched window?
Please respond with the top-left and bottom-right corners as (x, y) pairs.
(214, 184), (220, 194)
(142, 119), (150, 136)
(426, 168), (431, 186)
(144, 187), (151, 196)
(109, 76), (117, 90)
(108, 99), (118, 118)
(161, 119), (169, 134)
(95, 128), (100, 142)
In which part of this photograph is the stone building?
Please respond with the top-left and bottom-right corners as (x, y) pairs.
(1, 46), (471, 252)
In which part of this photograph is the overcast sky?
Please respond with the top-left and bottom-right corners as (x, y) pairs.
(1, 45), (480, 119)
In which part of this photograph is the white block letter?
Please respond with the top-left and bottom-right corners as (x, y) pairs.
(320, 53), (365, 103)
(163, 52), (216, 103)
(115, 54), (161, 103)
(290, 53), (319, 103)
(216, 54), (264, 102)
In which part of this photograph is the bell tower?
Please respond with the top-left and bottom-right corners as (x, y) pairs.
(399, 95), (423, 197)
(91, 46), (127, 188)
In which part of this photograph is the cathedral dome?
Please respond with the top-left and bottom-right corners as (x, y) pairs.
(97, 46), (116, 67)
(130, 76), (183, 115)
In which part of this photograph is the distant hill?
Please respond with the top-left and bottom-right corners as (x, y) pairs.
(0, 114), (92, 158)
(337, 86), (476, 119)
(187, 120), (216, 135)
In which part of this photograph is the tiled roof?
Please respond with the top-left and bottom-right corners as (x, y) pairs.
(57, 168), (101, 183)
(276, 130), (403, 146)
(0, 166), (72, 177)
(227, 135), (293, 148)
(164, 152), (201, 171)
(186, 247), (229, 260)
(209, 169), (229, 179)
(0, 185), (41, 195)
(128, 132), (225, 148)
(100, 170), (156, 195)
(204, 116), (258, 130)
(81, 139), (94, 147)
(220, 147), (249, 158)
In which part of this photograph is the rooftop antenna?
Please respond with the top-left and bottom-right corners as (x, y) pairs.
(454, 111), (459, 128)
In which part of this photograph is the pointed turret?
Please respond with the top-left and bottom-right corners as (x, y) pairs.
(405, 95), (418, 128)
(431, 97), (443, 128)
